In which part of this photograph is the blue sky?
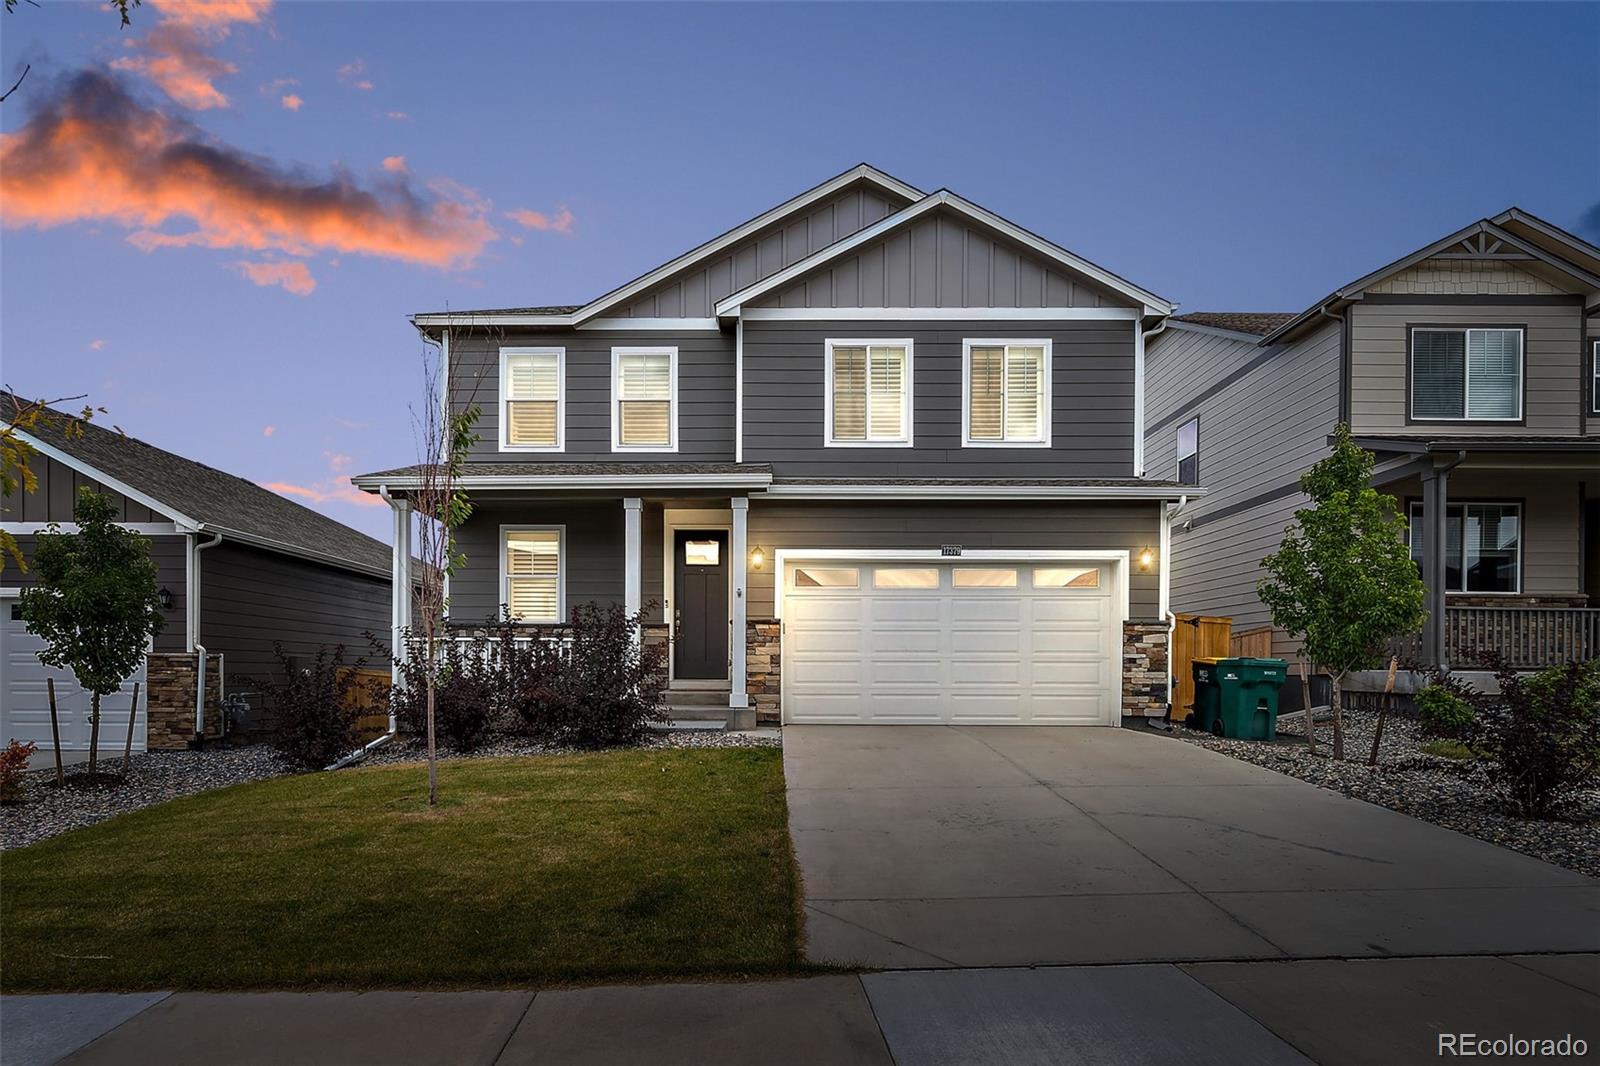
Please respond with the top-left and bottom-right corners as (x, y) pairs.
(3, 1), (1595, 541)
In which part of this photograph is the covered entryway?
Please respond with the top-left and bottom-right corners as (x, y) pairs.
(1, 600), (146, 753)
(782, 555), (1123, 725)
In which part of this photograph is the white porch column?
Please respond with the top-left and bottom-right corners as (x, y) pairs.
(623, 498), (643, 620)
(391, 497), (412, 684)
(729, 497), (749, 708)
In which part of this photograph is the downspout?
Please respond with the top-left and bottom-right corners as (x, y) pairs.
(1160, 494), (1190, 726)
(190, 530), (222, 745)
(328, 485), (401, 769)
(1134, 316), (1168, 478)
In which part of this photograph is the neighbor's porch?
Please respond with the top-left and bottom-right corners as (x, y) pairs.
(1364, 438), (1600, 669)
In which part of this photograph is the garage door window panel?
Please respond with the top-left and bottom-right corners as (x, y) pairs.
(1034, 566), (1100, 589)
(794, 566), (859, 588)
(953, 568), (1018, 588)
(873, 567), (940, 589)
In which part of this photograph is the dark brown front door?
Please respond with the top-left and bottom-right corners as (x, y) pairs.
(673, 530), (729, 680)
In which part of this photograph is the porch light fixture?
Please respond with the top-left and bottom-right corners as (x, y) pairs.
(1137, 547), (1156, 573)
(158, 587), (175, 610)
(750, 545), (766, 570)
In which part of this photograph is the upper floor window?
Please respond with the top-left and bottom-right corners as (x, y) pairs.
(612, 347), (676, 451)
(826, 340), (912, 446)
(963, 340), (1050, 446)
(1410, 327), (1523, 421)
(1592, 340), (1599, 415)
(500, 347), (563, 451)
(1407, 501), (1520, 594)
(503, 526), (564, 622)
(1176, 418), (1199, 485)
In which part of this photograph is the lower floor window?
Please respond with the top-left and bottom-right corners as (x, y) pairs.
(504, 527), (563, 621)
(1407, 501), (1520, 593)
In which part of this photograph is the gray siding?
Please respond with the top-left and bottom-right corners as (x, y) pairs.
(752, 208), (1130, 310)
(743, 319), (1136, 477)
(452, 500), (626, 623)
(452, 328), (735, 463)
(1, 454), (165, 522)
(1167, 493), (1308, 659)
(1349, 299), (1585, 436)
(747, 500), (1162, 619)
(199, 541), (391, 707)
(617, 184), (910, 318)
(4, 533), (188, 652)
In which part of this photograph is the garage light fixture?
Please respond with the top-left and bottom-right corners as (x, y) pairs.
(749, 545), (766, 570)
(1137, 547), (1156, 573)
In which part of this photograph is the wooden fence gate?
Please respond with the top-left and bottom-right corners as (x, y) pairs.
(1171, 614), (1232, 723)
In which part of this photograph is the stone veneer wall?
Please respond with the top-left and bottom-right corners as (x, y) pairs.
(1448, 593), (1588, 608)
(747, 620), (781, 726)
(1122, 621), (1170, 718)
(146, 652), (224, 750)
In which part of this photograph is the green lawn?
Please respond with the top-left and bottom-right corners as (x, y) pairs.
(1, 747), (806, 991)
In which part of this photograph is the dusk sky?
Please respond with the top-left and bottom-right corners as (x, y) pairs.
(2, 1), (1595, 542)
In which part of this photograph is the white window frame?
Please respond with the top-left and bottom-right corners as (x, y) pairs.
(610, 346), (678, 453)
(1592, 340), (1599, 415)
(823, 338), (914, 448)
(498, 346), (565, 453)
(1408, 326), (1524, 422)
(961, 338), (1053, 448)
(1176, 417), (1198, 485)
(1406, 501), (1522, 595)
(499, 524), (566, 622)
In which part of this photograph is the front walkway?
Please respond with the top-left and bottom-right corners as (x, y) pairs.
(8, 955), (1598, 1065)
(783, 725), (1600, 967)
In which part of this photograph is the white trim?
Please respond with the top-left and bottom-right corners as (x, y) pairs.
(1175, 417), (1199, 485)
(0, 586), (18, 598)
(581, 318), (721, 331)
(623, 498), (643, 620)
(755, 483), (1201, 500)
(1593, 339), (1599, 416)
(499, 524), (566, 623)
(735, 317), (745, 464)
(498, 346), (566, 453)
(1132, 319), (1146, 477)
(823, 338), (915, 447)
(12, 430), (196, 529)
(610, 346), (679, 453)
(412, 312), (575, 327)
(1408, 326), (1526, 423)
(715, 190), (1171, 317)
(574, 164), (924, 324)
(738, 306), (1141, 322)
(356, 473), (773, 491)
(440, 327), (451, 428)
(0, 521), (179, 535)
(662, 508), (735, 685)
(729, 498), (749, 709)
(960, 338), (1052, 448)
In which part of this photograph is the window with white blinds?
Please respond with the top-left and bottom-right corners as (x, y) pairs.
(1410, 328), (1523, 421)
(500, 347), (563, 450)
(503, 528), (563, 622)
(963, 340), (1050, 445)
(612, 347), (676, 450)
(826, 340), (912, 445)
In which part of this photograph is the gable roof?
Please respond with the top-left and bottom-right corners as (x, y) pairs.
(714, 190), (1174, 317)
(1171, 312), (1297, 337)
(1260, 210), (1600, 346)
(10, 395), (390, 578)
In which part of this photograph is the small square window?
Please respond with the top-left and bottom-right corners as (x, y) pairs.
(794, 567), (859, 588)
(873, 567), (939, 589)
(1034, 567), (1100, 589)
(684, 540), (720, 566)
(953, 568), (1017, 588)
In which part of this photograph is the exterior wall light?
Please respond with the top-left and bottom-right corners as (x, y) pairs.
(1137, 547), (1156, 573)
(158, 587), (175, 610)
(750, 546), (766, 570)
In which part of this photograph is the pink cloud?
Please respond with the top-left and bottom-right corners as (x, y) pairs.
(231, 258), (316, 295)
(88, 338), (106, 350)
(386, 111), (409, 121)
(506, 206), (575, 234)
(262, 424), (276, 437)
(324, 451), (352, 471)
(280, 93), (302, 111)
(148, 0), (270, 29)
(354, 80), (374, 91)
(381, 155), (406, 173)
(111, 0), (271, 110)
(260, 479), (384, 508)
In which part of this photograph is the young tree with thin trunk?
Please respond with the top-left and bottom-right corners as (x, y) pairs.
(1258, 425), (1427, 760)
(18, 488), (164, 781)
(407, 322), (483, 805)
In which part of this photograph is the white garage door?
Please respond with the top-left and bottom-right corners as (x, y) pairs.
(1, 602), (147, 752)
(783, 559), (1120, 725)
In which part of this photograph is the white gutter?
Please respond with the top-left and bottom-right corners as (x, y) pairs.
(756, 483), (1204, 501)
(352, 473), (774, 492)
(1161, 494), (1190, 721)
(1135, 316), (1169, 479)
(189, 531), (222, 743)
(329, 485), (402, 769)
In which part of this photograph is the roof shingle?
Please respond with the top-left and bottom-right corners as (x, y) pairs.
(1172, 312), (1297, 337)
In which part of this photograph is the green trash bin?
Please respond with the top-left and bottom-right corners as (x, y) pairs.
(1189, 657), (1223, 733)
(1212, 657), (1288, 741)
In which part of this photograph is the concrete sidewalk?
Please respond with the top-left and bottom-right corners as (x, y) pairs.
(6, 955), (1596, 1066)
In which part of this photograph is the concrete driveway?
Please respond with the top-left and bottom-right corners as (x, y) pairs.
(784, 725), (1600, 967)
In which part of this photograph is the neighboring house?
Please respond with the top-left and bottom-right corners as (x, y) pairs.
(1, 398), (392, 751)
(1145, 210), (1600, 675)
(354, 164), (1196, 727)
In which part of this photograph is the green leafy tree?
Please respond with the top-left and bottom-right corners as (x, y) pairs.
(2, 393), (98, 573)
(18, 488), (165, 779)
(1258, 425), (1427, 759)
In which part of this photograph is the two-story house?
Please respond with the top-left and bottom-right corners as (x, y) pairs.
(354, 165), (1195, 727)
(1145, 209), (1600, 678)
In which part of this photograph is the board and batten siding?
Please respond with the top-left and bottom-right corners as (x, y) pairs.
(1349, 299), (1585, 436)
(750, 209), (1130, 310)
(452, 500), (626, 624)
(451, 328), (735, 463)
(742, 319), (1136, 477)
(3, 533), (189, 652)
(746, 500), (1162, 619)
(615, 184), (912, 318)
(0, 455), (166, 523)
(199, 542), (390, 707)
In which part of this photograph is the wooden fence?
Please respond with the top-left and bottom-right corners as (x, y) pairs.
(1171, 614), (1232, 721)
(342, 667), (393, 742)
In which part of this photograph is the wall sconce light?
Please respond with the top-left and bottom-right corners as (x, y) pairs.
(750, 545), (766, 570)
(1137, 547), (1156, 573)
(158, 587), (175, 610)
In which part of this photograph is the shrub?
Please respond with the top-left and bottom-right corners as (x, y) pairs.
(1419, 739), (1474, 761)
(521, 603), (667, 748)
(1415, 681), (1475, 738)
(389, 634), (498, 752)
(1468, 659), (1600, 819)
(0, 740), (36, 804)
(259, 644), (368, 769)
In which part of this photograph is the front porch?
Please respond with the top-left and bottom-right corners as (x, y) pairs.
(1362, 435), (1599, 671)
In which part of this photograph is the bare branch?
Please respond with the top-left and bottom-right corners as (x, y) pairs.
(0, 64), (30, 105)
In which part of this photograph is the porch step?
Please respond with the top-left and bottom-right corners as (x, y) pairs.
(665, 689), (731, 707)
(665, 705), (728, 722)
